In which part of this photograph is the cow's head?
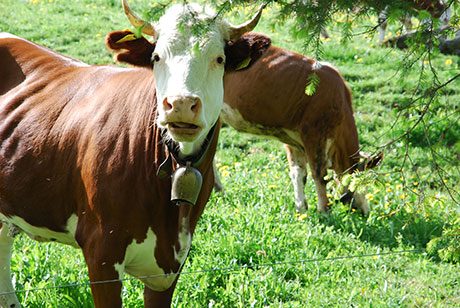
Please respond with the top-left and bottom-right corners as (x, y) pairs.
(120, 0), (264, 157)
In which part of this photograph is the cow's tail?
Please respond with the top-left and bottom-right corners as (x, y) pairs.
(356, 151), (384, 172)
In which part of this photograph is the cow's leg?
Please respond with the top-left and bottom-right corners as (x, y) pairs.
(85, 262), (123, 307)
(378, 10), (388, 42)
(84, 258), (123, 307)
(284, 144), (308, 213)
(303, 139), (329, 213)
(0, 222), (21, 308)
(79, 238), (124, 308)
(144, 281), (177, 308)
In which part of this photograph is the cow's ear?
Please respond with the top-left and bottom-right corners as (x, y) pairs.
(224, 32), (271, 72)
(105, 30), (156, 69)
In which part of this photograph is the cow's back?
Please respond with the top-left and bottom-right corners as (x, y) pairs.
(0, 33), (159, 235)
(223, 46), (311, 130)
(223, 45), (359, 172)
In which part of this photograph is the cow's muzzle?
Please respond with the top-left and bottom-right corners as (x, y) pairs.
(163, 96), (202, 136)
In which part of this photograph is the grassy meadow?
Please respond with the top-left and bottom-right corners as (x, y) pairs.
(1, 0), (459, 307)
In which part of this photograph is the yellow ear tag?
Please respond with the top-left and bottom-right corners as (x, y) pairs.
(235, 57), (251, 70)
(116, 34), (138, 44)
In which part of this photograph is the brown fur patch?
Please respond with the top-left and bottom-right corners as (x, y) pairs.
(224, 32), (271, 72)
(105, 30), (156, 68)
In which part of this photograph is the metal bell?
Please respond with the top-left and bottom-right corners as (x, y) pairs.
(170, 161), (202, 206)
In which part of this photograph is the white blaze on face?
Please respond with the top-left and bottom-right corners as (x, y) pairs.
(153, 4), (228, 156)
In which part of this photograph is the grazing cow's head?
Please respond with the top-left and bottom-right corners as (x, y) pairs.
(121, 0), (264, 157)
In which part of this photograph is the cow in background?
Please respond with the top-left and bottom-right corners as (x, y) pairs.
(0, 0), (266, 307)
(220, 33), (383, 215)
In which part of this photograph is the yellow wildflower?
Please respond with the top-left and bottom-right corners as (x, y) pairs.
(218, 165), (229, 173)
(298, 214), (308, 220)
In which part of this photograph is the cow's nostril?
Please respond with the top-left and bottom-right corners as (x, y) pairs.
(190, 97), (201, 113)
(163, 97), (173, 111)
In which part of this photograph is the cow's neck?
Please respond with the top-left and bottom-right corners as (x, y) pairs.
(158, 121), (219, 178)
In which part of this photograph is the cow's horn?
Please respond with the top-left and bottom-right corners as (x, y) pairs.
(229, 4), (266, 40)
(122, 0), (156, 36)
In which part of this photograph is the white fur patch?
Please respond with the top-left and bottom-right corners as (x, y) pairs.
(0, 214), (79, 247)
(289, 164), (308, 213)
(312, 60), (323, 71)
(120, 228), (179, 291)
(221, 104), (303, 147)
(174, 218), (191, 265)
(319, 61), (333, 69)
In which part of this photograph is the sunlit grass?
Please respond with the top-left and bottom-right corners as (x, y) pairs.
(0, 0), (459, 307)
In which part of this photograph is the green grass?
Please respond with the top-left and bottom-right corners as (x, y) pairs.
(1, 0), (459, 307)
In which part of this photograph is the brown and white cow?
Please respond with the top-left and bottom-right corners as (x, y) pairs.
(0, 1), (265, 307)
(104, 30), (382, 215)
(221, 33), (383, 215)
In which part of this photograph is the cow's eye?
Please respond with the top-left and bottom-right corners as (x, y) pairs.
(216, 56), (224, 65)
(153, 54), (160, 62)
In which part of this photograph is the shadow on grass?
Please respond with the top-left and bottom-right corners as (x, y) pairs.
(317, 205), (445, 250)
